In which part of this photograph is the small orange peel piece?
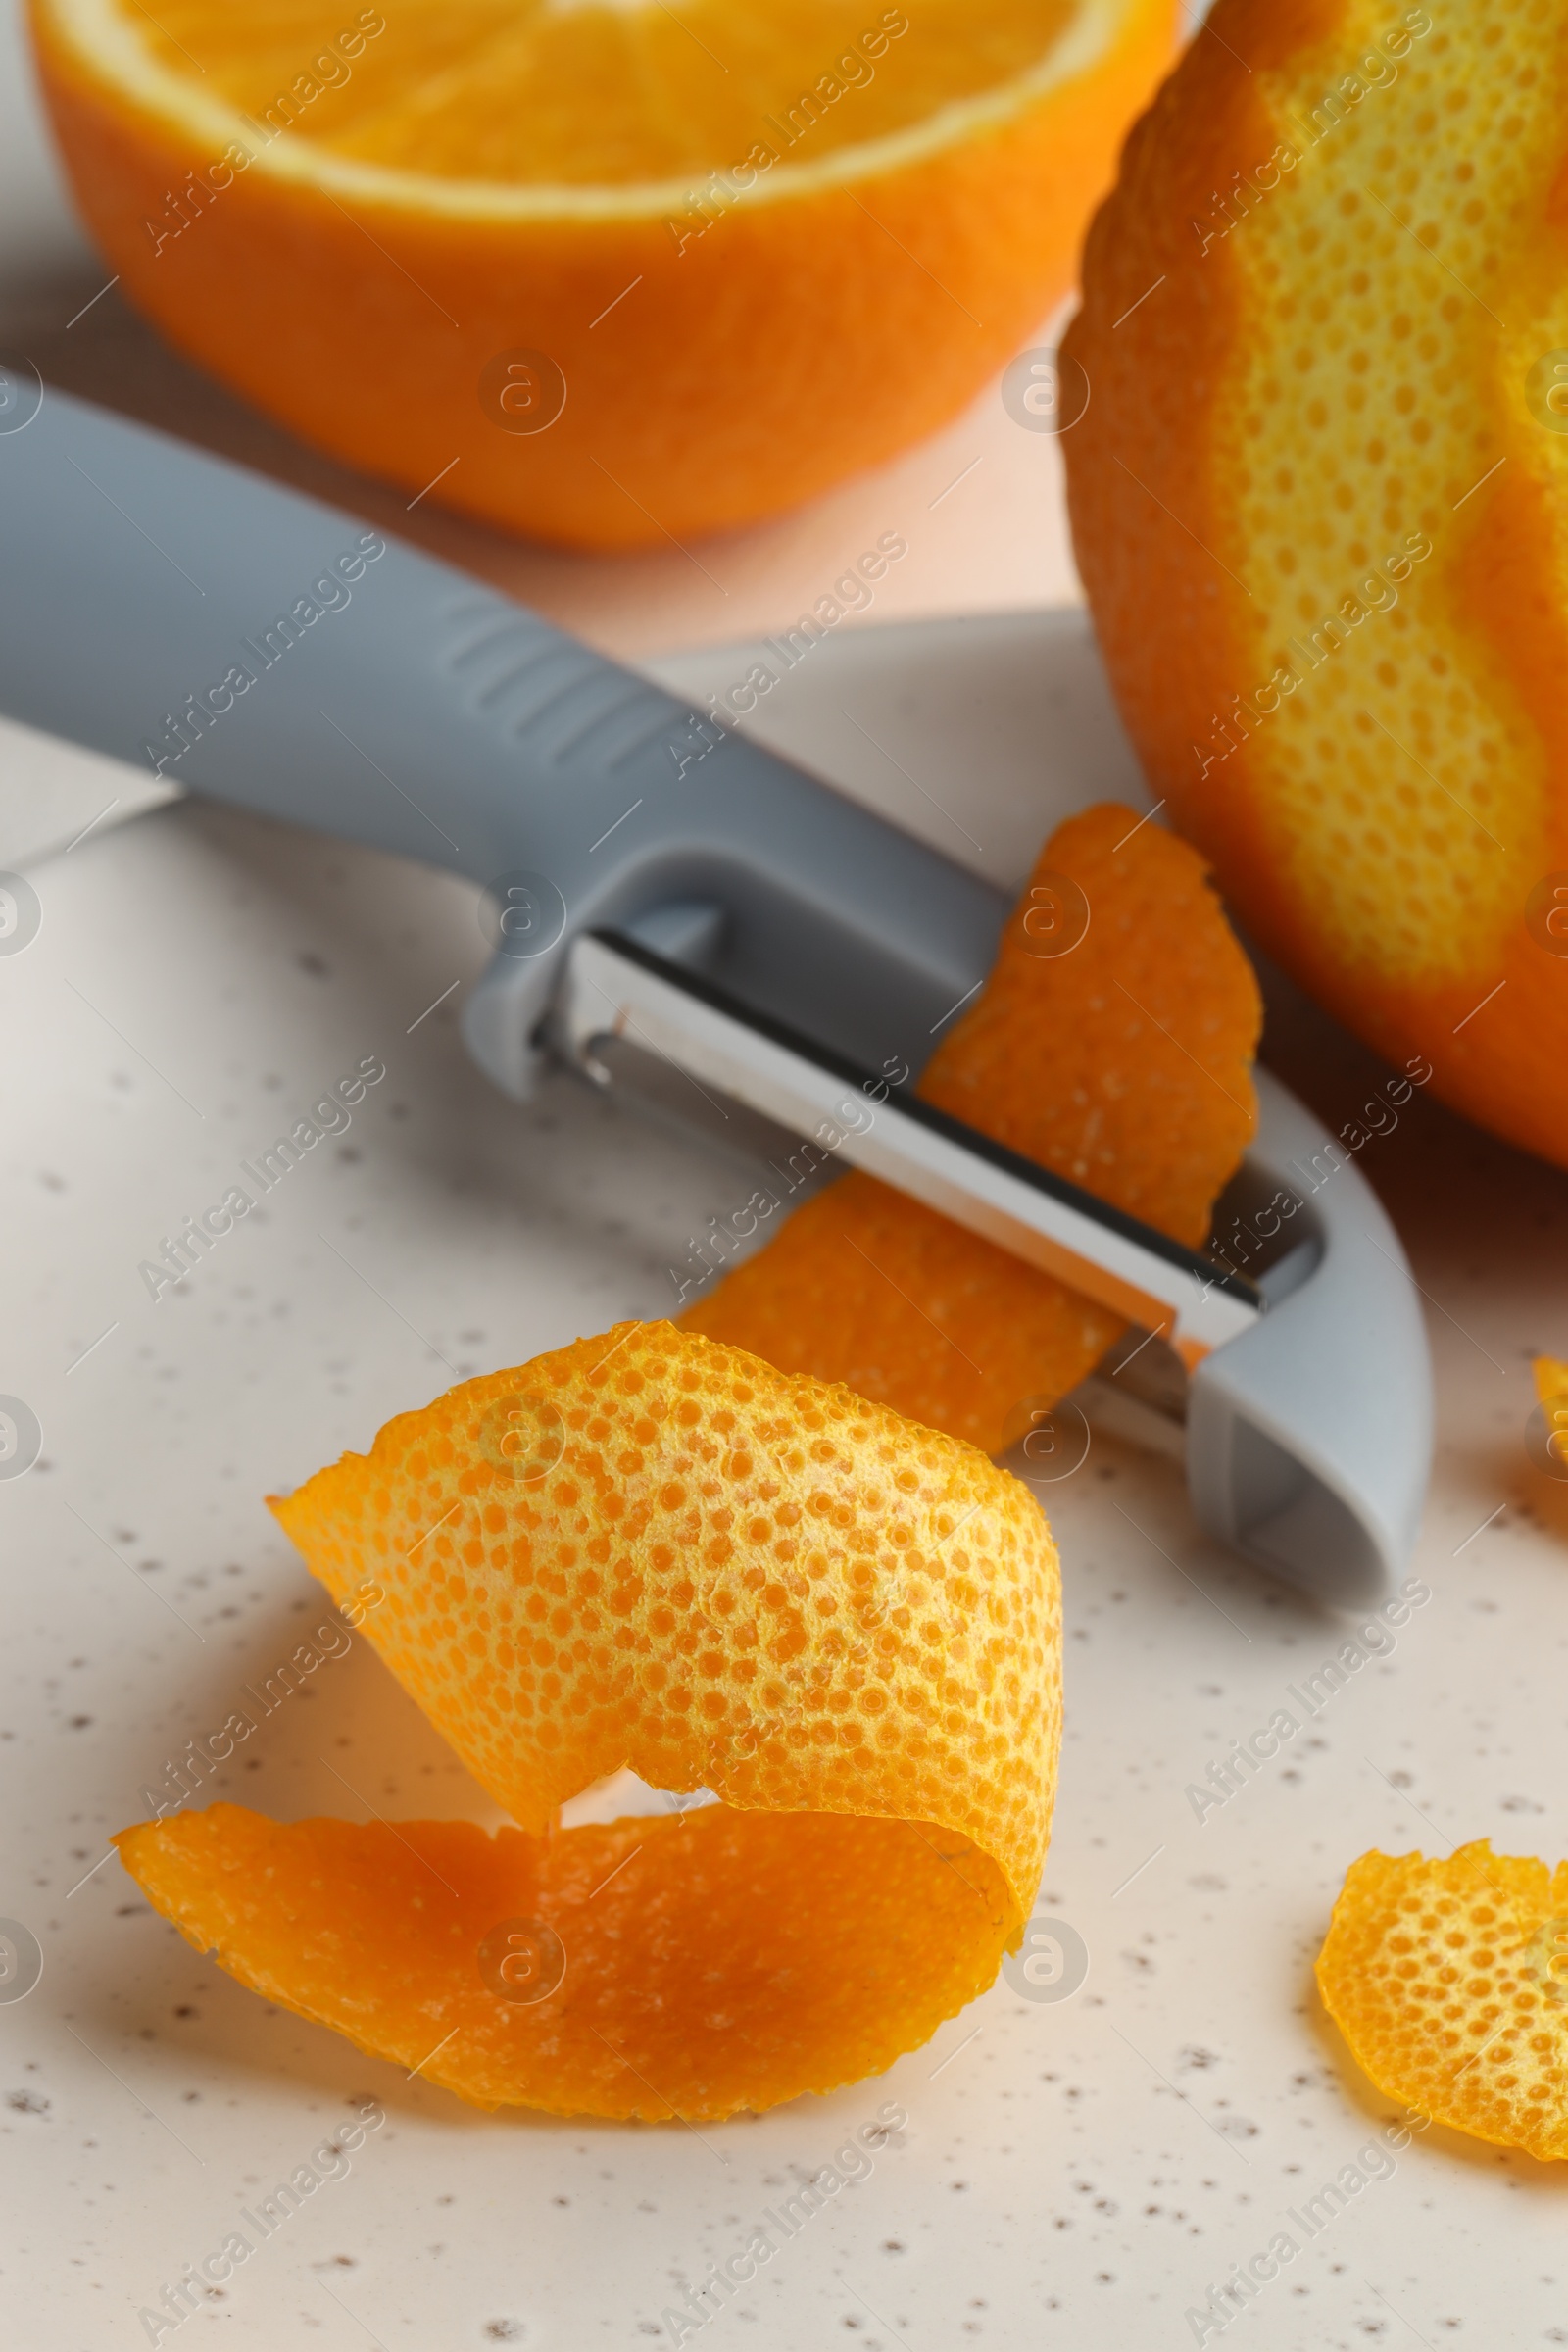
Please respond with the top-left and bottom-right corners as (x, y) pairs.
(116, 1323), (1061, 2121)
(1316, 1840), (1568, 2162)
(1531, 1355), (1568, 1483)
(682, 804), (1261, 1451)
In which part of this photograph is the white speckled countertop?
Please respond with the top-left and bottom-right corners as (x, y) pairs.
(3, 24), (1568, 2336)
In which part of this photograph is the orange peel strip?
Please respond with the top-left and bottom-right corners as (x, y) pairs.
(1316, 1840), (1568, 2161)
(117, 1323), (1060, 2120)
(681, 803), (1261, 1452)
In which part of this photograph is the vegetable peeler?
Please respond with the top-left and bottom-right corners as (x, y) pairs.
(0, 390), (1432, 1602)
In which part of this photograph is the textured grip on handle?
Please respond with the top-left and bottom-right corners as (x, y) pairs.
(0, 391), (1009, 1092)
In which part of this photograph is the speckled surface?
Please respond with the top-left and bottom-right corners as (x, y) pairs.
(3, 617), (1567, 2349)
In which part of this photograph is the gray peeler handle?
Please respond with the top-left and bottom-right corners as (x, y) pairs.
(0, 391), (1432, 1600)
(1187, 1070), (1433, 1604)
(0, 390), (1009, 1093)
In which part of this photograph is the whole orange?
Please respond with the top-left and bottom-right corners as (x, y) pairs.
(32, 0), (1177, 550)
(1062, 0), (1568, 1170)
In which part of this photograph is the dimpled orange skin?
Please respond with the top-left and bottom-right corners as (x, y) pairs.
(683, 804), (1260, 1451)
(31, 0), (1179, 552)
(1317, 1841), (1568, 2160)
(117, 1323), (1059, 2118)
(1062, 0), (1568, 1170)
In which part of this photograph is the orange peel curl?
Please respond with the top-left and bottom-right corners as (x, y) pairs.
(116, 1323), (1061, 2121)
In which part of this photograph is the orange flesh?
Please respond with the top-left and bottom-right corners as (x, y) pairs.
(89, 0), (1084, 187)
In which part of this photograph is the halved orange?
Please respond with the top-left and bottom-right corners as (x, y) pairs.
(31, 0), (1179, 548)
(117, 1322), (1061, 2119)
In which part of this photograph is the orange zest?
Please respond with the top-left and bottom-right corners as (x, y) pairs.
(116, 1322), (1061, 2119)
(682, 803), (1260, 1452)
(1317, 1840), (1568, 2161)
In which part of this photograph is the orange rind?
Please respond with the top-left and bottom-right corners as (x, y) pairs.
(116, 1322), (1060, 2120)
(1062, 0), (1568, 1171)
(1316, 1840), (1568, 2160)
(683, 804), (1261, 1451)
